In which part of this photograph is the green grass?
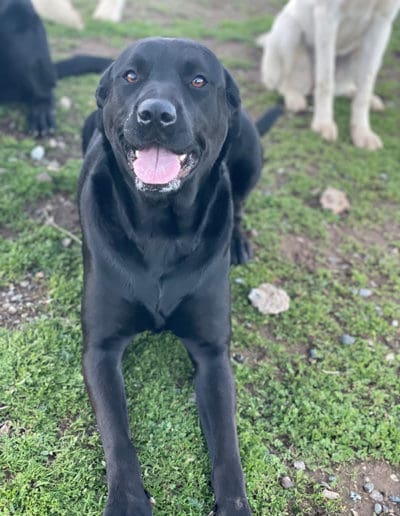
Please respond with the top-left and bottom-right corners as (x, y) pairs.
(0, 2), (400, 515)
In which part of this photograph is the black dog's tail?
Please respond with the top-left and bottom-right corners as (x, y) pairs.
(255, 105), (284, 136)
(55, 55), (113, 79)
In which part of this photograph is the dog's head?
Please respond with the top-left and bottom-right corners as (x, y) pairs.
(96, 37), (240, 193)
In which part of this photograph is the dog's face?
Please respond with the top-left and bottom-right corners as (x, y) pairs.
(96, 37), (240, 193)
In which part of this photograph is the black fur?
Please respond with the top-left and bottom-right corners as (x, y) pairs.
(0, 0), (112, 135)
(79, 37), (280, 516)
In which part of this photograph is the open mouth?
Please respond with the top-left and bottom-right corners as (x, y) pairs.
(126, 146), (198, 187)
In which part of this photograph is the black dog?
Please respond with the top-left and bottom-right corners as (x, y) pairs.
(0, 0), (112, 135)
(79, 37), (281, 516)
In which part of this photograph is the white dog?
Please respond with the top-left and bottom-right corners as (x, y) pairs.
(32, 0), (126, 29)
(257, 0), (400, 149)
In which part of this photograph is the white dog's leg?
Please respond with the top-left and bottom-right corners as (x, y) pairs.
(311, 2), (339, 141)
(93, 0), (126, 22)
(350, 16), (393, 150)
(32, 0), (84, 29)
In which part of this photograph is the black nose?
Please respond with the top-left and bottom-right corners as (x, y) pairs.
(137, 98), (177, 127)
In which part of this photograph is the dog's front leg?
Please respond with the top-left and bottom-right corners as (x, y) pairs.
(350, 14), (393, 150)
(182, 336), (251, 516)
(311, 3), (339, 141)
(82, 290), (153, 516)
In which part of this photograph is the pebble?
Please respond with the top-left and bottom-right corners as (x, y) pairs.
(322, 489), (340, 500)
(358, 288), (373, 298)
(340, 334), (356, 345)
(232, 353), (244, 364)
(328, 475), (336, 482)
(8, 306), (17, 314)
(62, 238), (72, 248)
(392, 320), (399, 328)
(385, 353), (395, 362)
(389, 495), (400, 503)
(390, 474), (399, 482)
(308, 348), (318, 359)
(280, 476), (294, 489)
(370, 490), (384, 502)
(374, 504), (383, 515)
(350, 490), (361, 502)
(36, 172), (52, 183)
(363, 482), (374, 493)
(248, 283), (290, 315)
(293, 460), (305, 471)
(234, 277), (245, 285)
(47, 160), (61, 172)
(30, 145), (45, 161)
(59, 96), (72, 110)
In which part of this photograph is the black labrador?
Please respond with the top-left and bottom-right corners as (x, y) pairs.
(0, 0), (111, 135)
(79, 37), (281, 516)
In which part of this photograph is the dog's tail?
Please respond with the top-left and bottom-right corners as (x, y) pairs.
(55, 55), (113, 79)
(255, 105), (284, 136)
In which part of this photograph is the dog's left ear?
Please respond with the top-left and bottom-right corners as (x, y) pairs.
(224, 68), (241, 138)
(95, 63), (114, 109)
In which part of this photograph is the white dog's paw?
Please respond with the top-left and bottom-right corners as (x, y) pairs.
(311, 119), (338, 142)
(284, 92), (307, 113)
(370, 94), (385, 112)
(351, 126), (383, 150)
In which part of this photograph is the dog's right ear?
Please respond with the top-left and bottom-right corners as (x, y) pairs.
(95, 63), (114, 109)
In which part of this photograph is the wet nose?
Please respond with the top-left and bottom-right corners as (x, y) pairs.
(137, 98), (177, 127)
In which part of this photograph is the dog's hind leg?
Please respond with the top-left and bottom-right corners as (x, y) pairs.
(93, 0), (126, 22)
(350, 13), (394, 150)
(265, 14), (311, 112)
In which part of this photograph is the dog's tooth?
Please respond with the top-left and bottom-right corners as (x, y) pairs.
(179, 154), (187, 163)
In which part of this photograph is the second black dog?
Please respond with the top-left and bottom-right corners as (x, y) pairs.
(0, 0), (112, 135)
(79, 37), (281, 515)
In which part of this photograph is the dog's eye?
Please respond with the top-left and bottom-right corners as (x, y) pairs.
(191, 75), (207, 88)
(124, 70), (139, 84)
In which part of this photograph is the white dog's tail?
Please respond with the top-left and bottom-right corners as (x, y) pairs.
(256, 32), (282, 90)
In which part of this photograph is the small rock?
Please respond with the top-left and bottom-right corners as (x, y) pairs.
(358, 288), (373, 298)
(234, 277), (245, 285)
(322, 489), (340, 500)
(374, 503), (383, 515)
(350, 509), (359, 516)
(0, 420), (12, 436)
(390, 474), (399, 482)
(363, 482), (374, 493)
(232, 353), (244, 364)
(293, 460), (305, 471)
(250, 229), (259, 238)
(36, 172), (53, 183)
(370, 490), (384, 502)
(59, 96), (72, 110)
(280, 476), (294, 489)
(62, 238), (72, 248)
(350, 491), (362, 502)
(340, 334), (356, 345)
(248, 283), (290, 315)
(30, 145), (45, 161)
(385, 352), (395, 362)
(328, 475), (336, 482)
(47, 160), (61, 172)
(392, 320), (399, 328)
(35, 272), (45, 279)
(8, 306), (17, 314)
(320, 187), (351, 215)
(48, 138), (58, 148)
(389, 495), (400, 504)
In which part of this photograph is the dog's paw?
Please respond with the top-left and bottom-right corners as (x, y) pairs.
(370, 94), (385, 112)
(284, 92), (307, 113)
(209, 497), (252, 515)
(351, 125), (383, 150)
(311, 119), (338, 142)
(231, 230), (252, 266)
(104, 492), (153, 516)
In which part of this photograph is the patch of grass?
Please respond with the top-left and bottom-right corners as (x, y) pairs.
(0, 3), (399, 515)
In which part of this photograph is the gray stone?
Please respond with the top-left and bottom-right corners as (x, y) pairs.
(363, 482), (374, 493)
(374, 503), (383, 515)
(340, 334), (356, 345)
(280, 476), (294, 489)
(30, 145), (45, 161)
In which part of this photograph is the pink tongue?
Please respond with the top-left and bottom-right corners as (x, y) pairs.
(134, 146), (181, 185)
